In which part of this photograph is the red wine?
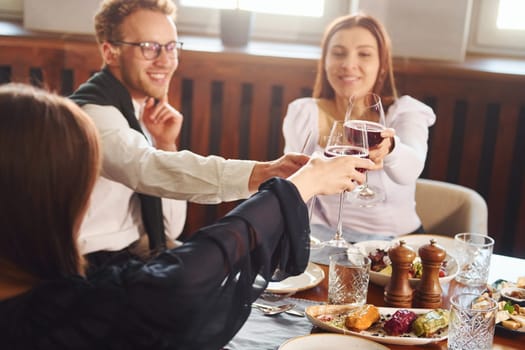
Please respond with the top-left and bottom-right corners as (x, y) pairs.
(324, 146), (368, 173)
(344, 120), (384, 147)
(324, 146), (368, 158)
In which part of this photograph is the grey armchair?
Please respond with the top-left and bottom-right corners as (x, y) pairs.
(415, 178), (488, 237)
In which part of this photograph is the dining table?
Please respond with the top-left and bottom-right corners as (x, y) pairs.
(293, 253), (524, 350)
(228, 246), (524, 349)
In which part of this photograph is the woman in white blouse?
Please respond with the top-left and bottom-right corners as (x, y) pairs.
(283, 13), (436, 240)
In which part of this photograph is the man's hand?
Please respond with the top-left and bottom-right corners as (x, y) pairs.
(248, 153), (310, 192)
(141, 96), (183, 151)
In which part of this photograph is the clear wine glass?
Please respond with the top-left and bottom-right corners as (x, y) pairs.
(307, 196), (324, 250)
(344, 92), (386, 207)
(322, 120), (369, 248)
(300, 132), (324, 250)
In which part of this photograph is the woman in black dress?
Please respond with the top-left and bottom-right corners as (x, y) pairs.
(0, 83), (374, 350)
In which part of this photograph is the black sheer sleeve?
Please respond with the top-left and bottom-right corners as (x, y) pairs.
(0, 178), (310, 350)
(113, 177), (311, 349)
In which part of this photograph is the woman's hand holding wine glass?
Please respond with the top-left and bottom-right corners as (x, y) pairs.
(293, 155), (370, 198)
(344, 92), (394, 206)
(319, 120), (369, 248)
(367, 128), (395, 167)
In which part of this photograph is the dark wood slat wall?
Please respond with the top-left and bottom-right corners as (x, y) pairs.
(1, 35), (524, 257)
(396, 72), (525, 257)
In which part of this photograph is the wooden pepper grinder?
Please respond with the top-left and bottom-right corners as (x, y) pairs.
(414, 239), (446, 308)
(384, 240), (416, 308)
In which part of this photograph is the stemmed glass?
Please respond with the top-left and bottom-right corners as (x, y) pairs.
(344, 92), (386, 207)
(307, 196), (324, 250)
(321, 120), (369, 248)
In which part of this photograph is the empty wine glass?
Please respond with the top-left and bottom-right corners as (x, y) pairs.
(344, 92), (386, 207)
(322, 120), (369, 248)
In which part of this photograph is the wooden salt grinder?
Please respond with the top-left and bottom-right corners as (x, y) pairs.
(414, 239), (446, 308)
(384, 240), (416, 308)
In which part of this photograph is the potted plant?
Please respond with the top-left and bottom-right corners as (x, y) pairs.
(219, 0), (254, 47)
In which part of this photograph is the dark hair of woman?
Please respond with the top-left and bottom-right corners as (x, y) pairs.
(0, 83), (100, 280)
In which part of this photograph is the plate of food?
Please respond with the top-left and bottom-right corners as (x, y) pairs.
(278, 333), (388, 350)
(495, 301), (525, 334)
(354, 240), (458, 287)
(488, 278), (525, 334)
(266, 262), (325, 293)
(500, 287), (525, 306)
(305, 304), (449, 345)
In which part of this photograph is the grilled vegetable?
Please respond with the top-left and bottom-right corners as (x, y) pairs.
(412, 309), (450, 337)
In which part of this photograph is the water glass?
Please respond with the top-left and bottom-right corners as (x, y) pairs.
(448, 293), (497, 350)
(328, 252), (371, 306)
(454, 233), (494, 286)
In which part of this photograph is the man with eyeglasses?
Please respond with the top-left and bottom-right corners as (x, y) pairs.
(70, 0), (309, 270)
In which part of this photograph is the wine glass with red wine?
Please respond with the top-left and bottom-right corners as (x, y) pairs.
(322, 120), (369, 248)
(344, 92), (386, 207)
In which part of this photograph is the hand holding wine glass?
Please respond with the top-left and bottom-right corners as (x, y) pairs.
(367, 127), (395, 167)
(344, 92), (388, 206)
(321, 120), (369, 248)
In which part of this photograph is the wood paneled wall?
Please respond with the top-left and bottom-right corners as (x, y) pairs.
(1, 34), (524, 258)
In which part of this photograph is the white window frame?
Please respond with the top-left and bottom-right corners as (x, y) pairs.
(174, 0), (352, 44)
(3, 0), (525, 59)
(469, 0), (525, 56)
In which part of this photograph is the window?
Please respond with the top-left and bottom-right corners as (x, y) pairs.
(3, 1), (524, 59)
(180, 0), (325, 17)
(175, 0), (351, 44)
(470, 0), (525, 56)
(496, 0), (525, 30)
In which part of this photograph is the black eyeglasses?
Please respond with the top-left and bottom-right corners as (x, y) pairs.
(110, 40), (183, 60)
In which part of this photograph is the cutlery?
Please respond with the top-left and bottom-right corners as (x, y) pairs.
(260, 291), (296, 302)
(252, 302), (304, 317)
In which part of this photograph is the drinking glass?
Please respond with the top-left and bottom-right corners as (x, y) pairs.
(322, 120), (368, 248)
(344, 92), (386, 207)
(448, 293), (497, 350)
(328, 252), (371, 306)
(453, 233), (494, 286)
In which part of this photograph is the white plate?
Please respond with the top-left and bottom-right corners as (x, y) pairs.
(266, 262), (325, 293)
(354, 239), (458, 288)
(500, 286), (525, 306)
(278, 333), (388, 350)
(305, 304), (449, 346)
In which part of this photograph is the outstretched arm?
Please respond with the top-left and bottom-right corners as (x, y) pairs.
(248, 153), (310, 192)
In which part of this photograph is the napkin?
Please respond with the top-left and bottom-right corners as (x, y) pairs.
(225, 297), (321, 350)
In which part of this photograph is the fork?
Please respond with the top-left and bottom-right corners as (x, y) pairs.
(260, 291), (296, 302)
(252, 302), (304, 317)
